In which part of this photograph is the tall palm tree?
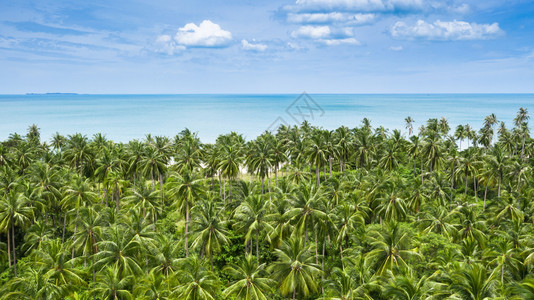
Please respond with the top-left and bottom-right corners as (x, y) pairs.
(222, 254), (275, 300)
(168, 171), (205, 257)
(65, 133), (93, 178)
(405, 116), (414, 136)
(94, 225), (142, 280)
(268, 236), (322, 299)
(306, 130), (327, 187)
(450, 263), (497, 300)
(170, 256), (220, 300)
(190, 196), (229, 270)
(246, 137), (274, 193)
(366, 221), (420, 275)
(33, 239), (86, 288)
(90, 266), (133, 300)
(234, 194), (274, 260)
(217, 134), (244, 201)
(0, 188), (34, 276)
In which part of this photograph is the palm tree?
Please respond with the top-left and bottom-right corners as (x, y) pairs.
(222, 254), (275, 300)
(170, 256), (220, 300)
(383, 271), (443, 300)
(123, 182), (161, 223)
(284, 183), (328, 246)
(246, 137), (274, 193)
(366, 221), (420, 275)
(234, 194), (274, 260)
(134, 269), (169, 299)
(268, 236), (322, 299)
(306, 130), (327, 187)
(65, 133), (93, 178)
(190, 197), (229, 270)
(0, 188), (34, 276)
(90, 266), (133, 300)
(217, 134), (244, 201)
(168, 171), (205, 257)
(455, 124), (467, 150)
(450, 263), (497, 300)
(484, 145), (508, 197)
(33, 239), (86, 288)
(514, 107), (529, 159)
(405, 116), (414, 136)
(94, 225), (142, 280)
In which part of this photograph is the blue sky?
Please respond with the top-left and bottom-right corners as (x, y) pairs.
(1, 0), (533, 93)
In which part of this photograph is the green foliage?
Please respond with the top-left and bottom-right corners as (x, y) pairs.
(0, 110), (533, 299)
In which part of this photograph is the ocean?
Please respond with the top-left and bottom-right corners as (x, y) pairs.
(1, 94), (533, 143)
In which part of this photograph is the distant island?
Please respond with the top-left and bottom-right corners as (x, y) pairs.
(25, 92), (79, 95)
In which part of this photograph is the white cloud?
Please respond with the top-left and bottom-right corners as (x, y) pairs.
(390, 20), (503, 41)
(389, 45), (403, 51)
(175, 20), (232, 47)
(323, 37), (360, 45)
(287, 12), (375, 25)
(292, 25), (332, 39)
(241, 39), (268, 51)
(154, 35), (185, 55)
(291, 0), (427, 12)
(292, 25), (360, 45)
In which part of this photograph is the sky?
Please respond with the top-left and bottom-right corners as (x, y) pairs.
(1, 0), (534, 93)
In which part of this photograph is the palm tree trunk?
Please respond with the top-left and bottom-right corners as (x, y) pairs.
(315, 232), (319, 264)
(115, 185), (120, 213)
(12, 222), (17, 276)
(498, 176), (502, 197)
(292, 288), (296, 300)
(7, 224), (11, 268)
(229, 177), (232, 202)
(72, 208), (79, 258)
(218, 172), (222, 198)
(465, 173), (468, 194)
(473, 176), (477, 200)
(160, 174), (164, 210)
(316, 165), (320, 187)
(450, 163), (455, 201)
(62, 213), (67, 242)
(185, 199), (189, 257)
(329, 156), (333, 178)
(256, 228), (259, 261)
(483, 185), (488, 211)
(420, 157), (424, 183)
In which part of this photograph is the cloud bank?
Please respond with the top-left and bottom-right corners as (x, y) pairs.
(391, 20), (503, 41)
(292, 25), (360, 45)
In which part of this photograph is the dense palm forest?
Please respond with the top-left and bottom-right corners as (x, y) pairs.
(1, 108), (533, 299)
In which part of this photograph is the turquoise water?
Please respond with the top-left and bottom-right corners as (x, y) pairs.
(1, 94), (533, 143)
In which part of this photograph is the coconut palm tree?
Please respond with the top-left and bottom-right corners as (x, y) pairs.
(90, 266), (133, 300)
(222, 254), (275, 300)
(366, 221), (420, 275)
(450, 263), (497, 300)
(170, 256), (219, 300)
(268, 236), (322, 299)
(190, 196), (229, 270)
(94, 225), (142, 280)
(405, 117), (414, 136)
(167, 170), (205, 257)
(0, 188), (34, 276)
(234, 194), (274, 260)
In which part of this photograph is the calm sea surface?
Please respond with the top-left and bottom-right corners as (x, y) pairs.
(1, 94), (533, 143)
